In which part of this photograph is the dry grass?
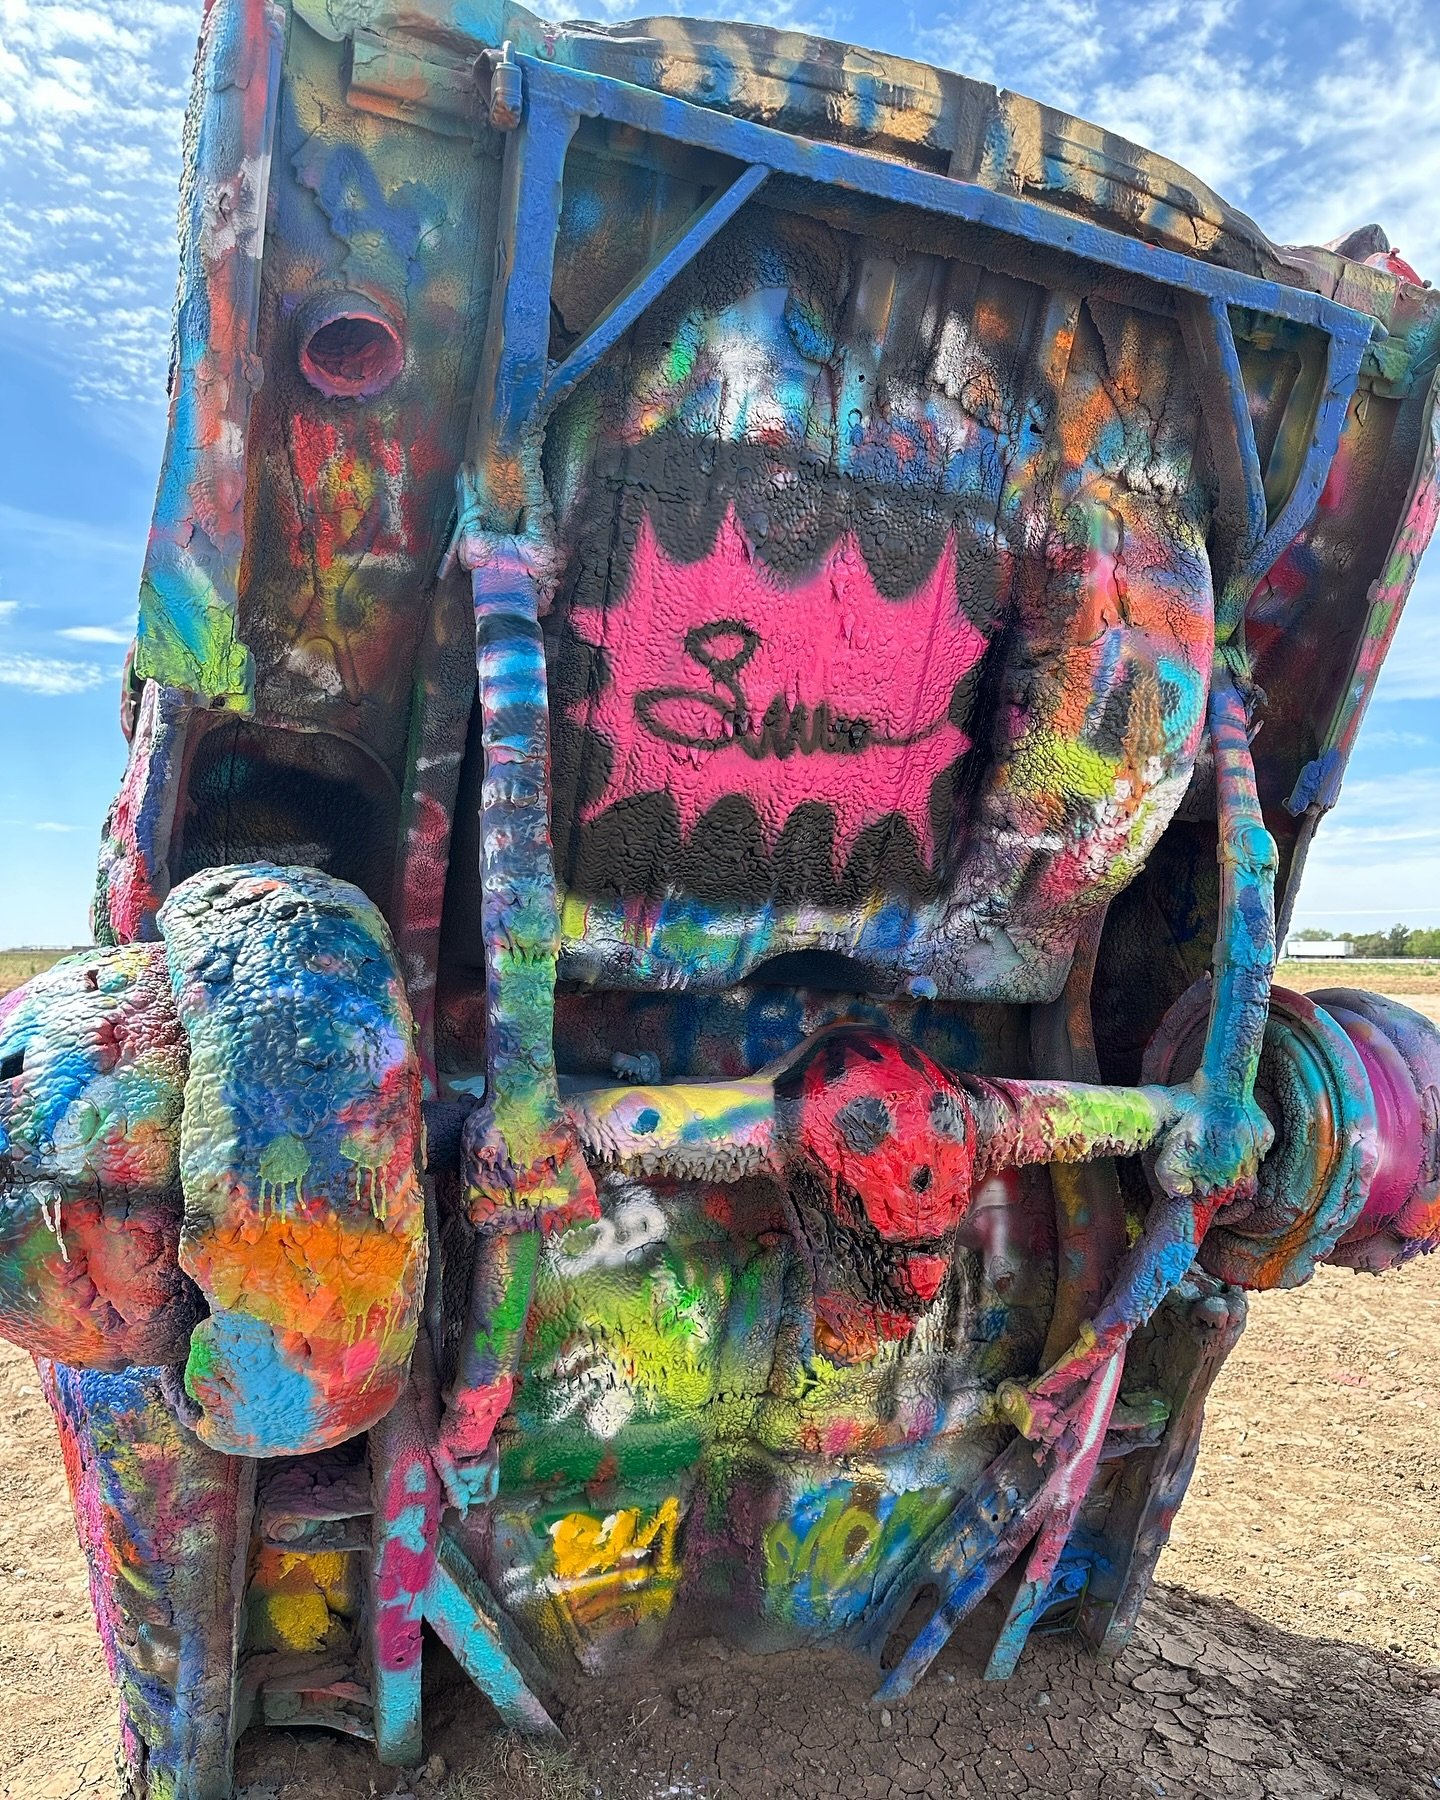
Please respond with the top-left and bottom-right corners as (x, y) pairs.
(0, 950), (75, 998)
(445, 1739), (611, 1800)
(1278, 958), (1440, 995)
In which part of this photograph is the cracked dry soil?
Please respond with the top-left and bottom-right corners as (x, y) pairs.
(3, 1259), (1439, 1800)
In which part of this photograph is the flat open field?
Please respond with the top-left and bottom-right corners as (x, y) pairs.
(1279, 960), (1440, 1001)
(0, 950), (83, 996)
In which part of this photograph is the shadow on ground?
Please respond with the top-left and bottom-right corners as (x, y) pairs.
(230, 1582), (1440, 1800)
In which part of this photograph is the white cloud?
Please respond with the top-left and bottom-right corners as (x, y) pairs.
(0, 0), (865, 418)
(576, 0), (841, 25)
(0, 652), (110, 694)
(1363, 729), (1433, 749)
(3, 0), (1437, 426)
(0, 0), (196, 409)
(917, 0), (1440, 278)
(0, 558), (127, 689)
(1295, 767), (1440, 925)
(1366, 593), (1440, 704)
(1293, 555), (1440, 926)
(31, 821), (77, 832)
(0, 503), (135, 561)
(57, 624), (133, 645)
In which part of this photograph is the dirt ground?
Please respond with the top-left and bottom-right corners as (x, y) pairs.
(1278, 965), (1440, 1000)
(3, 960), (1439, 1798)
(2, 1252), (1437, 1800)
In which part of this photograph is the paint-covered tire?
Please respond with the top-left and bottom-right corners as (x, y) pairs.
(0, 943), (199, 1368)
(1143, 983), (1378, 1289)
(1310, 989), (1440, 1271)
(160, 863), (427, 1455)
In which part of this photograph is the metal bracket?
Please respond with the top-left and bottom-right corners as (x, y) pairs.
(543, 161), (770, 413)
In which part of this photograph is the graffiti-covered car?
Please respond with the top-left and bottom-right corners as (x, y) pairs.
(4, 0), (1440, 1792)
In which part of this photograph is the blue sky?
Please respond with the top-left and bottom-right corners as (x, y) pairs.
(2, 0), (1438, 945)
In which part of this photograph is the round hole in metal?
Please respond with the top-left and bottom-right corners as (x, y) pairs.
(299, 308), (403, 399)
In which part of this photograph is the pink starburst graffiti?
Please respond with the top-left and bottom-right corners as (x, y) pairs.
(568, 509), (986, 871)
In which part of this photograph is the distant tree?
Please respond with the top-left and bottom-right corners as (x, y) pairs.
(1351, 925), (1413, 958)
(1291, 928), (1334, 941)
(1406, 927), (1440, 958)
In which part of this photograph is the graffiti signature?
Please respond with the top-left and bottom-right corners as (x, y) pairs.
(545, 1495), (683, 1628)
(635, 620), (951, 759)
(568, 509), (981, 866)
(762, 1486), (952, 1628)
